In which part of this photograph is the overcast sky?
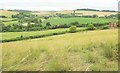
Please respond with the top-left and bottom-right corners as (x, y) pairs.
(0, 0), (119, 11)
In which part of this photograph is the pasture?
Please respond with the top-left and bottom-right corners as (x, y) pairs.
(1, 29), (118, 71)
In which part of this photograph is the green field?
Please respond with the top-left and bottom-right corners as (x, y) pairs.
(1, 29), (118, 71)
(0, 18), (16, 22)
(1, 17), (117, 26)
(2, 21), (18, 25)
(42, 18), (116, 25)
(0, 28), (85, 40)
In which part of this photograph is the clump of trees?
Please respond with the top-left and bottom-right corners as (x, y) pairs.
(1, 21), (112, 32)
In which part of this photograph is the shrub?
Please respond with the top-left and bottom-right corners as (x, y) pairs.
(70, 21), (79, 26)
(87, 24), (96, 30)
(69, 26), (77, 33)
(101, 25), (109, 29)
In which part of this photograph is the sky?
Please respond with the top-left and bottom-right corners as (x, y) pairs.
(0, 0), (119, 11)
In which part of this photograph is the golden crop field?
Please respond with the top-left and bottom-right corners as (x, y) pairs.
(75, 11), (117, 17)
(0, 10), (18, 17)
(1, 29), (118, 71)
(32, 10), (117, 17)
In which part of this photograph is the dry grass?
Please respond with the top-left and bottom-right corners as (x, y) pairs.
(1, 29), (118, 71)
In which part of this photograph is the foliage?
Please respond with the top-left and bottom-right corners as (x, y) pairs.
(69, 26), (77, 33)
(87, 24), (96, 30)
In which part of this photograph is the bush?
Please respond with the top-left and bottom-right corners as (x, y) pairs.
(101, 25), (109, 29)
(69, 26), (77, 33)
(87, 24), (96, 30)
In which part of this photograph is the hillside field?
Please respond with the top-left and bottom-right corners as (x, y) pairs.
(42, 17), (116, 25)
(32, 10), (117, 17)
(1, 29), (118, 71)
(0, 10), (18, 17)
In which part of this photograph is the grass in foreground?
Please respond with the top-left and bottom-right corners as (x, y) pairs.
(1, 29), (118, 71)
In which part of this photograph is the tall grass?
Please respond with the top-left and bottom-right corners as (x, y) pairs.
(1, 29), (118, 71)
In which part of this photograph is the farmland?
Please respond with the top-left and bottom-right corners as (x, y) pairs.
(42, 17), (116, 25)
(1, 29), (118, 71)
(1, 17), (117, 26)
(32, 10), (117, 17)
(0, 9), (118, 71)
(0, 10), (18, 17)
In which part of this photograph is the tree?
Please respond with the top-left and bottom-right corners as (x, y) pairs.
(69, 26), (77, 33)
(70, 21), (79, 26)
(87, 24), (96, 30)
(46, 22), (51, 26)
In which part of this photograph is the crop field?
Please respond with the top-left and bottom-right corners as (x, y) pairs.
(75, 11), (117, 17)
(33, 10), (117, 17)
(2, 17), (117, 26)
(42, 17), (116, 25)
(1, 29), (118, 71)
(0, 10), (18, 17)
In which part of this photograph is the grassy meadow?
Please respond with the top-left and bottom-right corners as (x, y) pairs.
(1, 29), (118, 71)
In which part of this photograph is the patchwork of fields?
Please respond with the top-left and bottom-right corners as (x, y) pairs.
(0, 10), (118, 71)
(1, 29), (118, 71)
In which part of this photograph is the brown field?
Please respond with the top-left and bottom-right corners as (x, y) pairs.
(0, 10), (18, 17)
(32, 10), (117, 17)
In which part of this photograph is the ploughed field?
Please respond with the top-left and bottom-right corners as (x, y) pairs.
(1, 29), (118, 71)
